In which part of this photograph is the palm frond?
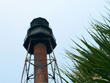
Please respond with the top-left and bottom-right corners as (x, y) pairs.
(61, 4), (110, 83)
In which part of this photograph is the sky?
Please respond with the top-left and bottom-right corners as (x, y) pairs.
(0, 0), (107, 83)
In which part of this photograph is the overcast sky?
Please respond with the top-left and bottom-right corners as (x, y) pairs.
(0, 0), (107, 83)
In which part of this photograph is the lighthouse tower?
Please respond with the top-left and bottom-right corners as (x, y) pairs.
(21, 17), (62, 83)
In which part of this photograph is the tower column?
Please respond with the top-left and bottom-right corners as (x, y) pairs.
(23, 17), (57, 83)
(34, 43), (48, 83)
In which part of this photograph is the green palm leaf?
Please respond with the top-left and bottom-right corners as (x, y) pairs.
(61, 4), (110, 83)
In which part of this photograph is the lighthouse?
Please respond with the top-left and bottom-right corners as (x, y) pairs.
(21, 17), (62, 83)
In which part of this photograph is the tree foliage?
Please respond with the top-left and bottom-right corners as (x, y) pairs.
(62, 6), (110, 83)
